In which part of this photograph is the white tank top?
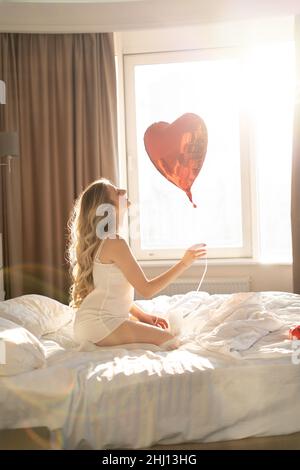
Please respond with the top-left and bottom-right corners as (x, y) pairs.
(74, 236), (134, 343)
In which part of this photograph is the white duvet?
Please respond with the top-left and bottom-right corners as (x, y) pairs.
(0, 291), (300, 449)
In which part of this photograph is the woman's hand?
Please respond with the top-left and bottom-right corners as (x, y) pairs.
(140, 312), (169, 329)
(181, 243), (207, 268)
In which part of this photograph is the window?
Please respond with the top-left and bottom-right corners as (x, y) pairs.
(124, 41), (295, 262)
(244, 42), (295, 263)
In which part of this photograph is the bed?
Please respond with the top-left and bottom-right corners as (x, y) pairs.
(0, 290), (300, 450)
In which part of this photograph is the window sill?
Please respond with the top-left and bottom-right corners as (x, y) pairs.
(138, 258), (293, 267)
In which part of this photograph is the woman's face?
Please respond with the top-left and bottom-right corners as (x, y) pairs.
(109, 185), (131, 215)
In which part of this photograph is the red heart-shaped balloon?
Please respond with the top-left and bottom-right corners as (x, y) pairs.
(144, 113), (208, 208)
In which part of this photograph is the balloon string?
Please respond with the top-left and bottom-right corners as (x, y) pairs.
(166, 255), (208, 317)
(182, 255), (208, 317)
(196, 255), (208, 292)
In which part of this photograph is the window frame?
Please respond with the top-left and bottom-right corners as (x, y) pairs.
(124, 48), (253, 261)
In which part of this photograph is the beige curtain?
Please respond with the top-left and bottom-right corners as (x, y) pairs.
(0, 33), (119, 303)
(292, 17), (300, 294)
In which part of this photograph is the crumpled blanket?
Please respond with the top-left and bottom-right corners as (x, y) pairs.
(166, 292), (285, 358)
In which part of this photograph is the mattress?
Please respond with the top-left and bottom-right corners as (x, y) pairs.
(0, 291), (300, 450)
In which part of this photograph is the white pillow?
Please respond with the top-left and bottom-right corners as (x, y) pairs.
(0, 317), (46, 376)
(0, 294), (74, 338)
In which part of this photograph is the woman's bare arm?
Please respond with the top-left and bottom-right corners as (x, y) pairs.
(107, 236), (191, 299)
(129, 302), (148, 320)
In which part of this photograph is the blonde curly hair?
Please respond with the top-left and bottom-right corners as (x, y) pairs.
(66, 177), (118, 309)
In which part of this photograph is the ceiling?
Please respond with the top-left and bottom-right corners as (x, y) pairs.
(0, 0), (299, 32)
(0, 0), (142, 2)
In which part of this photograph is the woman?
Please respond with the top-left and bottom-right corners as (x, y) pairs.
(67, 177), (207, 350)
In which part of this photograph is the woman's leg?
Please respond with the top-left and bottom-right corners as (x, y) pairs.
(95, 319), (177, 349)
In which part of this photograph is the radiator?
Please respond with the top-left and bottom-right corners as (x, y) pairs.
(134, 277), (251, 300)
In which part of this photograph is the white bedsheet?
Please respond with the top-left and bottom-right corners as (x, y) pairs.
(0, 291), (300, 449)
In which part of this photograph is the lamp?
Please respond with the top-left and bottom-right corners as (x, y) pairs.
(0, 132), (20, 173)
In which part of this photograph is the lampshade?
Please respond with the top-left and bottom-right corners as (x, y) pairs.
(0, 132), (19, 157)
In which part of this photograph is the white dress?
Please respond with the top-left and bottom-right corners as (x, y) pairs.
(73, 236), (134, 344)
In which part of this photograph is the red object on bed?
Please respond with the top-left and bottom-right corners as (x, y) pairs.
(144, 113), (208, 208)
(289, 326), (300, 340)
